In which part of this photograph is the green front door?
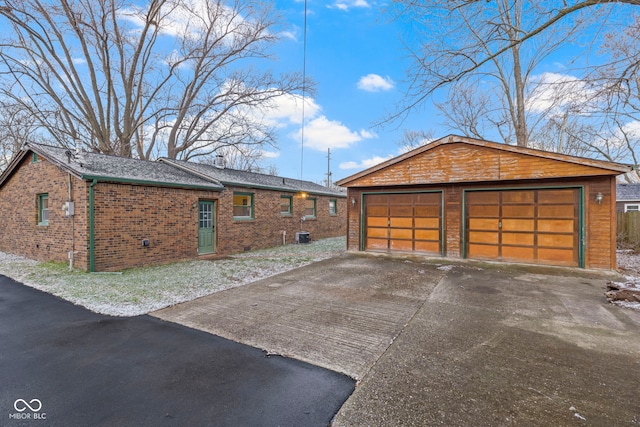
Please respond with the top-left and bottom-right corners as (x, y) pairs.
(198, 201), (215, 254)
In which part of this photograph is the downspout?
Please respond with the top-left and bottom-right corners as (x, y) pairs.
(68, 174), (75, 271)
(89, 179), (97, 272)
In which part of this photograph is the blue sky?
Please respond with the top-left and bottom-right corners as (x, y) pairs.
(261, 0), (437, 184)
(254, 1), (637, 184)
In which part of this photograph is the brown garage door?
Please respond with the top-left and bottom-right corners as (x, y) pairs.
(465, 188), (580, 267)
(365, 192), (442, 254)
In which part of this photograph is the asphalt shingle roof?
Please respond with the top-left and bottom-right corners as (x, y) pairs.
(161, 158), (345, 197)
(617, 183), (640, 201)
(27, 144), (224, 190)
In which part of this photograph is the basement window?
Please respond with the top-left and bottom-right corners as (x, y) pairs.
(38, 193), (49, 225)
(233, 192), (254, 220)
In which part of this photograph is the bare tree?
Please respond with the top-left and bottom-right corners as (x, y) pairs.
(199, 142), (277, 173)
(0, 0), (306, 161)
(0, 101), (46, 171)
(389, 0), (636, 147)
(396, 129), (434, 152)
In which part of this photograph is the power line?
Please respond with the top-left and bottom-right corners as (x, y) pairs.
(300, 0), (307, 179)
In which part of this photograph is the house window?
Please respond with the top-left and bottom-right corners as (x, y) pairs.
(329, 199), (337, 216)
(281, 195), (292, 216)
(38, 193), (49, 225)
(625, 204), (640, 212)
(233, 192), (253, 219)
(32, 153), (38, 163)
(304, 198), (316, 218)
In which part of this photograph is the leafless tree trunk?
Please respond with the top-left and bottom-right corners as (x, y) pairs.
(389, 0), (636, 147)
(0, 0), (306, 163)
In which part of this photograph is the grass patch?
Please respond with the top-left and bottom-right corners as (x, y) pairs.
(0, 237), (346, 316)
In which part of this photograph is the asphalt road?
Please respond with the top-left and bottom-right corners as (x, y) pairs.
(0, 275), (354, 427)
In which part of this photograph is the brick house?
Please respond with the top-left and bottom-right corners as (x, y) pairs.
(336, 135), (630, 270)
(0, 143), (346, 272)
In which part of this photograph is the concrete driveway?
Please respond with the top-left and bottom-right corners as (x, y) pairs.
(154, 253), (640, 426)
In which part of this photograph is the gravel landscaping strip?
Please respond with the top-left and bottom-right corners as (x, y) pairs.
(0, 237), (346, 316)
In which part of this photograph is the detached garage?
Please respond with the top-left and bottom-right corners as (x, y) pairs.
(336, 135), (631, 270)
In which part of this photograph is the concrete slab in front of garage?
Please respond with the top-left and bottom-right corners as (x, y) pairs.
(152, 254), (446, 380)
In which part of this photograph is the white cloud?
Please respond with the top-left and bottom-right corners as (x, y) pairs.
(122, 0), (254, 42)
(623, 120), (640, 138)
(339, 155), (393, 170)
(253, 93), (375, 152)
(260, 150), (280, 159)
(259, 94), (321, 126)
(329, 0), (371, 10)
(296, 117), (375, 151)
(280, 30), (298, 42)
(527, 72), (595, 114)
(357, 74), (395, 92)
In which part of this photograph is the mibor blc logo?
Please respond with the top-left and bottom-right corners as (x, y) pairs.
(9, 399), (46, 420)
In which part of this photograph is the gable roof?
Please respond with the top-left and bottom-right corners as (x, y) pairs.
(617, 183), (640, 201)
(0, 143), (224, 190)
(159, 158), (345, 197)
(336, 135), (631, 187)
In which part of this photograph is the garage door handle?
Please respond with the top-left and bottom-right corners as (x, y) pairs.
(498, 221), (502, 229)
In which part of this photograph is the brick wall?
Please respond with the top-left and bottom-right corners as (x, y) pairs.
(92, 183), (218, 271)
(1, 154), (347, 272)
(216, 186), (347, 254)
(93, 184), (346, 271)
(0, 154), (89, 269)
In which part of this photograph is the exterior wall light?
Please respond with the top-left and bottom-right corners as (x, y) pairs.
(351, 197), (357, 207)
(595, 192), (603, 205)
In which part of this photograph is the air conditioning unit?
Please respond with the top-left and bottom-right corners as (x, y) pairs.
(295, 231), (310, 244)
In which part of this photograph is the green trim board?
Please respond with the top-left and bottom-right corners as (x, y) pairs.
(329, 199), (337, 216)
(461, 185), (585, 268)
(89, 179), (97, 272)
(280, 195), (293, 216)
(304, 197), (317, 219)
(219, 180), (344, 198)
(233, 192), (254, 220)
(80, 174), (222, 191)
(37, 193), (49, 225)
(359, 190), (445, 255)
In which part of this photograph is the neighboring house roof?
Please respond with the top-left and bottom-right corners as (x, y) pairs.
(159, 158), (346, 197)
(0, 143), (224, 190)
(616, 183), (640, 201)
(336, 134), (631, 186)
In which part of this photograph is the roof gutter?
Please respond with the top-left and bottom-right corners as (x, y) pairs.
(80, 174), (223, 191)
(217, 180), (346, 198)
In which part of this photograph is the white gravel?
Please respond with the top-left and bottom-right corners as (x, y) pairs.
(0, 237), (346, 317)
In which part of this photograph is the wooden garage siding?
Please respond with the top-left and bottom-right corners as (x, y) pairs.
(345, 143), (619, 187)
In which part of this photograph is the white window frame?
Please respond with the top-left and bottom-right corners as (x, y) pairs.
(624, 203), (640, 212)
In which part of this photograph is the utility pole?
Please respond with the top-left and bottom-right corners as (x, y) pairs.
(326, 148), (332, 187)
